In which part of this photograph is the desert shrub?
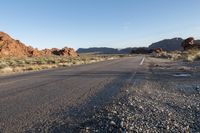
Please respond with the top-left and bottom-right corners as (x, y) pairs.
(36, 58), (46, 65)
(16, 60), (26, 65)
(46, 57), (56, 64)
(9, 61), (18, 67)
(25, 59), (33, 64)
(183, 49), (200, 61)
(0, 62), (8, 69)
(72, 60), (77, 64)
(119, 55), (125, 57)
(59, 58), (67, 63)
(81, 58), (87, 62)
(89, 57), (96, 60)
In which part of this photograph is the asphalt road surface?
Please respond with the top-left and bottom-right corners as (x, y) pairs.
(0, 56), (200, 133)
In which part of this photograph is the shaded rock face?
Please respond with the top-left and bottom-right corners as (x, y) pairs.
(0, 32), (77, 58)
(51, 48), (60, 55)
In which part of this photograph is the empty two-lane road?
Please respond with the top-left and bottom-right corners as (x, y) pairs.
(0, 56), (146, 132)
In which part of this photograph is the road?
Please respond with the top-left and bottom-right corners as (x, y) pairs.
(0, 55), (200, 132)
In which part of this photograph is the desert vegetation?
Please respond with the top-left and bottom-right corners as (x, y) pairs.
(0, 31), (128, 74)
(152, 37), (200, 62)
(152, 49), (200, 61)
(0, 54), (125, 74)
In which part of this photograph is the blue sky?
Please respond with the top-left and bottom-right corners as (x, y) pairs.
(0, 0), (200, 50)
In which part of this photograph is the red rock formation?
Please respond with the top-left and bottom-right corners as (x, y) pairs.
(30, 48), (43, 57)
(58, 47), (77, 57)
(0, 32), (77, 58)
(42, 49), (52, 56)
(181, 37), (195, 50)
(49, 47), (77, 57)
(0, 32), (41, 57)
(154, 48), (163, 53)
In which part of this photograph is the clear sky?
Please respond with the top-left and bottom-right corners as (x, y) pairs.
(0, 0), (200, 50)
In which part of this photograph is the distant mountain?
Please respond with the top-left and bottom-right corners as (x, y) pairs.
(77, 38), (199, 54)
(77, 47), (133, 54)
(130, 47), (152, 54)
(149, 38), (184, 51)
(117, 47), (133, 54)
(78, 38), (185, 54)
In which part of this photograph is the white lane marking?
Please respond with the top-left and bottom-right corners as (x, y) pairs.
(140, 57), (145, 65)
(173, 74), (191, 77)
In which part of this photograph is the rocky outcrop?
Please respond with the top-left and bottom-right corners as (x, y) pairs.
(0, 32), (33, 57)
(0, 32), (77, 58)
(37, 47), (78, 57)
(181, 37), (200, 50)
(57, 47), (77, 57)
(42, 49), (52, 56)
(51, 47), (77, 57)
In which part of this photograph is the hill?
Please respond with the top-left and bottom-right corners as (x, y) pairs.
(77, 47), (119, 54)
(148, 38), (184, 51)
(77, 47), (134, 54)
